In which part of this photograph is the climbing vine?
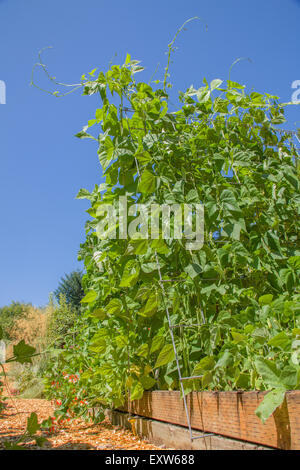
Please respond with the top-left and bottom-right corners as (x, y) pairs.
(41, 42), (300, 424)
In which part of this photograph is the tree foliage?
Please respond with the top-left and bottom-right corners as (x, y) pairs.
(54, 271), (84, 312)
(46, 294), (77, 347)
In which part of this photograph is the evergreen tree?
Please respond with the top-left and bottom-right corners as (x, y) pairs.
(54, 271), (84, 312)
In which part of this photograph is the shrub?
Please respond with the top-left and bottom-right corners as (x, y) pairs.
(0, 302), (32, 341)
(3, 305), (48, 397)
(46, 294), (77, 348)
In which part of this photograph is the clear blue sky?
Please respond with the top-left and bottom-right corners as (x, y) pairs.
(0, 0), (299, 307)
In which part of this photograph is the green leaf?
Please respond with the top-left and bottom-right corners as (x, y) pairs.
(81, 290), (98, 304)
(27, 412), (40, 435)
(280, 365), (298, 389)
(151, 238), (169, 254)
(202, 371), (213, 388)
(13, 340), (35, 364)
(130, 380), (144, 400)
(141, 262), (157, 273)
(150, 335), (165, 354)
(220, 189), (242, 216)
(223, 219), (245, 241)
(184, 263), (202, 279)
(125, 53), (131, 65)
(235, 373), (250, 389)
(138, 170), (156, 194)
(182, 379), (194, 395)
(90, 308), (106, 320)
(106, 298), (123, 315)
(268, 332), (291, 350)
(139, 292), (158, 317)
(89, 329), (108, 353)
(210, 79), (223, 90)
(120, 260), (140, 288)
(154, 344), (175, 368)
(254, 358), (283, 388)
(255, 388), (286, 424)
(89, 68), (98, 77)
(127, 239), (148, 255)
(140, 375), (156, 390)
(251, 327), (268, 344)
(0, 326), (3, 341)
(89, 336), (106, 354)
(135, 150), (152, 165)
(259, 294), (273, 306)
(186, 189), (199, 203)
(193, 356), (215, 375)
(115, 334), (128, 348)
(227, 80), (245, 89)
(76, 188), (92, 200)
(231, 331), (246, 343)
(95, 364), (113, 376)
(75, 130), (94, 139)
(216, 351), (234, 368)
(288, 256), (300, 270)
(136, 343), (149, 358)
(265, 231), (282, 254)
(98, 136), (115, 171)
(197, 88), (211, 103)
(95, 108), (103, 122)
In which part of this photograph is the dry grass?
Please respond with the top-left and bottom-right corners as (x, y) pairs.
(4, 305), (52, 397)
(8, 305), (49, 355)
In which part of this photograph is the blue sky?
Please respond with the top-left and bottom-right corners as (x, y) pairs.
(0, 0), (299, 307)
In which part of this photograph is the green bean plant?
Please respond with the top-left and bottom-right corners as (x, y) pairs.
(42, 37), (300, 424)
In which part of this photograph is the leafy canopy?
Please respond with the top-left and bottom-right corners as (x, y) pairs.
(45, 51), (299, 423)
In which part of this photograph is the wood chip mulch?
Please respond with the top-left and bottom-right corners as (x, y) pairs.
(0, 399), (164, 450)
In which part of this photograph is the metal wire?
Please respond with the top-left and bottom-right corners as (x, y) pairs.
(170, 323), (203, 329)
(155, 251), (212, 442)
(191, 434), (214, 440)
(180, 375), (204, 381)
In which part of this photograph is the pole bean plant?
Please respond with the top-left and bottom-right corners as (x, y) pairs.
(42, 38), (300, 424)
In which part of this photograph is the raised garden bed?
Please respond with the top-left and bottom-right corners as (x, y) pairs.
(120, 390), (300, 450)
